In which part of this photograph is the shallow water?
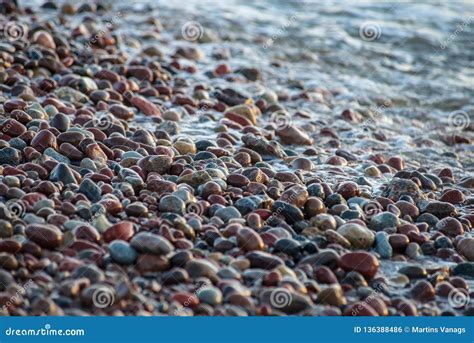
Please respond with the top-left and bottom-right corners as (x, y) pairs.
(122, 0), (474, 168)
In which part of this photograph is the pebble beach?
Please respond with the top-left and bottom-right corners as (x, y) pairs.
(0, 0), (473, 316)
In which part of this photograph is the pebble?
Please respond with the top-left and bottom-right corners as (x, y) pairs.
(185, 259), (218, 279)
(411, 280), (435, 302)
(159, 195), (185, 214)
(339, 252), (379, 279)
(78, 178), (102, 202)
(0, 147), (21, 165)
(370, 212), (400, 231)
(316, 285), (346, 307)
(131, 232), (174, 255)
(109, 240), (138, 264)
(457, 238), (474, 261)
(25, 224), (63, 249)
(49, 163), (77, 185)
(197, 287), (223, 305)
(215, 206), (242, 223)
(103, 221), (134, 243)
(271, 201), (304, 224)
(236, 227), (264, 251)
(337, 223), (374, 249)
(435, 217), (463, 237)
(422, 201), (457, 218)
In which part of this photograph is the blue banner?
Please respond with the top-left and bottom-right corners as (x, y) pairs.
(0, 317), (472, 343)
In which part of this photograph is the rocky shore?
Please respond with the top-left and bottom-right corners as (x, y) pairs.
(0, 1), (473, 316)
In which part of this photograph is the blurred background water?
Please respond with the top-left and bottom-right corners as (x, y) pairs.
(144, 0), (474, 119)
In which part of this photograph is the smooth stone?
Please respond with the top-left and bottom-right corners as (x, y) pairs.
(125, 202), (149, 217)
(130, 232), (174, 255)
(307, 183), (325, 199)
(177, 170), (212, 187)
(381, 178), (426, 202)
(406, 242), (422, 259)
(452, 262), (474, 277)
(73, 265), (104, 283)
(298, 250), (339, 269)
(197, 286), (223, 305)
(215, 206), (242, 223)
(139, 155), (173, 174)
(422, 201), (457, 219)
(185, 259), (218, 279)
(457, 238), (474, 261)
(31, 130), (58, 152)
(0, 147), (21, 165)
(25, 224), (63, 249)
(399, 265), (427, 279)
(103, 221), (134, 243)
(435, 217), (464, 237)
(375, 231), (393, 259)
(246, 251), (284, 269)
(411, 280), (435, 302)
(309, 214), (337, 231)
(50, 163), (77, 185)
(276, 125), (312, 145)
(439, 189), (465, 204)
(273, 238), (301, 255)
(339, 252), (379, 279)
(78, 178), (102, 202)
(337, 223), (374, 249)
(265, 289), (313, 314)
(370, 212), (400, 231)
(50, 112), (71, 132)
(394, 200), (419, 218)
(236, 227), (264, 251)
(159, 195), (185, 214)
(291, 157), (314, 171)
(388, 234), (410, 251)
(304, 197), (326, 217)
(44, 147), (71, 164)
(316, 285), (346, 307)
(109, 240), (137, 264)
(271, 201), (304, 224)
